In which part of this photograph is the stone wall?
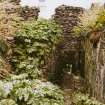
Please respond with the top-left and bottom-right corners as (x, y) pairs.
(84, 31), (105, 103)
(9, 0), (20, 5)
(19, 6), (40, 21)
(47, 5), (85, 85)
(4, 0), (39, 20)
(83, 36), (96, 94)
(53, 5), (84, 36)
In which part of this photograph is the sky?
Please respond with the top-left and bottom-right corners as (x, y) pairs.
(20, 0), (105, 18)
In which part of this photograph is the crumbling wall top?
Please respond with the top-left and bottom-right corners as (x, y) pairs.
(54, 5), (84, 37)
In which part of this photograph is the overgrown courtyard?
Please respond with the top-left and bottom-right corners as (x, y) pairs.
(0, 0), (105, 105)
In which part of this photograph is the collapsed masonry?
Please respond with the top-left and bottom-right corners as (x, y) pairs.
(54, 5), (84, 36)
(20, 6), (39, 21)
(5, 0), (40, 21)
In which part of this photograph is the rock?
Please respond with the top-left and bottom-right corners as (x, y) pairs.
(20, 6), (40, 21)
(53, 5), (84, 37)
(9, 0), (21, 5)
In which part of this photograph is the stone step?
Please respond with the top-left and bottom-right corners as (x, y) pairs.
(64, 89), (73, 105)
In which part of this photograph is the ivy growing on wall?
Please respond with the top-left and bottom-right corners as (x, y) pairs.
(11, 19), (62, 78)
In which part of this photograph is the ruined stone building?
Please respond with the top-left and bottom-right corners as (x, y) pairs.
(47, 5), (85, 86)
(48, 4), (105, 103)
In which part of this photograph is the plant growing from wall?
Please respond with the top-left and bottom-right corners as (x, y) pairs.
(11, 19), (62, 78)
(73, 6), (105, 37)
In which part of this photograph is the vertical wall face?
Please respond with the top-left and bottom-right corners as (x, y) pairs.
(54, 5), (84, 36)
(19, 6), (40, 21)
(84, 33), (105, 103)
(95, 33), (105, 102)
(2, 0), (39, 21)
(48, 5), (85, 85)
(84, 37), (96, 94)
(5, 0), (40, 21)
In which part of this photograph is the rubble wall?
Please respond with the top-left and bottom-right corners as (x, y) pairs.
(47, 5), (85, 85)
(53, 5), (84, 36)
(84, 32), (105, 103)
(5, 0), (39, 20)
(19, 6), (40, 21)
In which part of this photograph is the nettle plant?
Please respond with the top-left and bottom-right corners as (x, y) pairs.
(0, 74), (64, 105)
(72, 92), (105, 105)
(11, 19), (62, 78)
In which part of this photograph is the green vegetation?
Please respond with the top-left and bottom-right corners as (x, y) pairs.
(0, 74), (64, 105)
(0, 1), (105, 105)
(73, 7), (105, 36)
(72, 92), (105, 105)
(0, 2), (64, 103)
(0, 19), (64, 105)
(11, 19), (62, 78)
